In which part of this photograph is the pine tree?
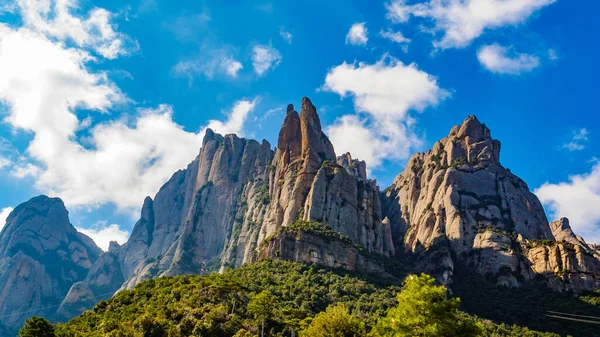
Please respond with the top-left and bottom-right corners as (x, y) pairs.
(18, 317), (56, 337)
(372, 274), (483, 337)
(247, 290), (276, 337)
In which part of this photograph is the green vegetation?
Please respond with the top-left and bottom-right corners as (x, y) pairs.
(301, 304), (365, 337)
(371, 274), (482, 337)
(451, 156), (466, 168)
(410, 158), (424, 174)
(256, 185), (270, 205)
(263, 220), (354, 246)
(18, 317), (55, 337)
(30, 259), (570, 337)
(453, 261), (600, 337)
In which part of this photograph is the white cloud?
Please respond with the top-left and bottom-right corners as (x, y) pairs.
(380, 28), (411, 44)
(204, 99), (258, 136)
(0, 1), (258, 211)
(386, 0), (556, 49)
(535, 162), (600, 243)
(11, 162), (41, 178)
(477, 44), (540, 75)
(17, 0), (137, 58)
(0, 207), (13, 232)
(0, 157), (11, 169)
(280, 27), (292, 44)
(562, 128), (588, 152)
(174, 50), (243, 79)
(252, 44), (281, 76)
(77, 221), (129, 251)
(346, 22), (368, 46)
(322, 55), (448, 167)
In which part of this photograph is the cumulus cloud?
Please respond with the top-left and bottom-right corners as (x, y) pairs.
(322, 55), (448, 167)
(252, 44), (281, 76)
(477, 44), (540, 75)
(386, 0), (556, 49)
(535, 162), (600, 243)
(562, 128), (589, 152)
(346, 22), (368, 46)
(174, 49), (243, 80)
(77, 221), (129, 251)
(17, 0), (137, 58)
(280, 27), (292, 44)
(380, 28), (411, 44)
(0, 207), (13, 232)
(0, 1), (258, 212)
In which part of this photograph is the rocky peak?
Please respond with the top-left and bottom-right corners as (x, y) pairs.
(337, 152), (368, 181)
(433, 115), (501, 168)
(383, 116), (555, 287)
(550, 217), (588, 247)
(0, 195), (101, 332)
(454, 115), (491, 142)
(299, 97), (336, 169)
(202, 128), (222, 146)
(277, 104), (302, 165)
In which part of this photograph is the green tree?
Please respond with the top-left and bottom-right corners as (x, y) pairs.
(372, 274), (482, 337)
(247, 290), (276, 337)
(18, 316), (56, 337)
(301, 303), (365, 337)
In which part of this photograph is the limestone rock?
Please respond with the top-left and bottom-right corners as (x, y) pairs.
(381, 115), (598, 291)
(254, 230), (388, 276)
(0, 196), (101, 332)
(81, 97), (393, 296)
(56, 282), (97, 320)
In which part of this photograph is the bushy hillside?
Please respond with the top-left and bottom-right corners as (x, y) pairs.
(37, 259), (564, 337)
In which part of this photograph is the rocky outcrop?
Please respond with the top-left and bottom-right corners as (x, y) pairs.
(523, 218), (600, 291)
(381, 116), (600, 291)
(56, 282), (97, 321)
(79, 97), (392, 301)
(0, 196), (101, 333)
(254, 230), (388, 276)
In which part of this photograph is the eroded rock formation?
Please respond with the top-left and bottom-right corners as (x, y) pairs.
(0, 196), (101, 333)
(79, 97), (391, 308)
(382, 116), (600, 291)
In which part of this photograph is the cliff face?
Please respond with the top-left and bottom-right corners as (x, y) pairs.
(0, 196), (101, 332)
(80, 97), (391, 305)
(6, 103), (600, 333)
(382, 116), (600, 291)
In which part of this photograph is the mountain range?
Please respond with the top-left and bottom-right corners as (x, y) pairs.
(1, 97), (599, 335)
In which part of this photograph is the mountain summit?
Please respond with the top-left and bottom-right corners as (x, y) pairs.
(0, 196), (101, 334)
(382, 115), (600, 290)
(2, 99), (600, 334)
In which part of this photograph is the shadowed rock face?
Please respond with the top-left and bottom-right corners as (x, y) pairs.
(0, 196), (101, 333)
(381, 116), (600, 291)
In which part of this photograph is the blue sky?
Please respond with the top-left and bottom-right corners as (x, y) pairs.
(0, 0), (599, 248)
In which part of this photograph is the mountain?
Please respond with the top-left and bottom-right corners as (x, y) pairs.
(381, 115), (600, 291)
(0, 196), (101, 335)
(79, 97), (394, 303)
(3, 97), (600, 335)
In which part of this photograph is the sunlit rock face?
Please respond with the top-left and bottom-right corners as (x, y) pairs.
(6, 101), (600, 334)
(381, 116), (600, 291)
(82, 97), (393, 302)
(0, 196), (101, 333)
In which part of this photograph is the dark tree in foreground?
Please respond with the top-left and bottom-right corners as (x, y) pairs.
(18, 317), (55, 337)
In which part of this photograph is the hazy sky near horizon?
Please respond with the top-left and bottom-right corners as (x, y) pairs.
(0, 0), (599, 248)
